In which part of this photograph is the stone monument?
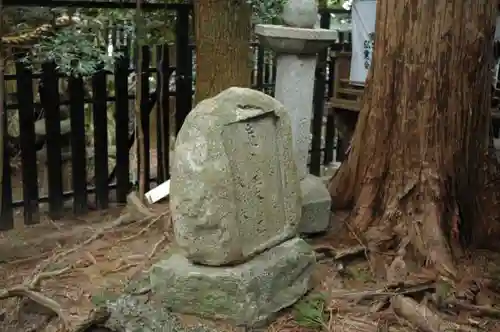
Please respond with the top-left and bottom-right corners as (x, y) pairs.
(255, 0), (336, 234)
(150, 87), (315, 326)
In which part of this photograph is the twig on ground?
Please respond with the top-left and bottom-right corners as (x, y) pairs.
(119, 211), (169, 243)
(0, 286), (69, 327)
(47, 218), (63, 231)
(329, 279), (435, 302)
(370, 298), (389, 312)
(327, 315), (380, 332)
(107, 233), (169, 275)
(30, 212), (137, 282)
(29, 267), (71, 289)
(5, 252), (51, 266)
(440, 299), (500, 319)
(0, 212), (145, 330)
(108, 263), (139, 274)
(314, 244), (365, 261)
(392, 295), (478, 332)
(148, 233), (169, 259)
(84, 251), (98, 265)
(343, 220), (375, 274)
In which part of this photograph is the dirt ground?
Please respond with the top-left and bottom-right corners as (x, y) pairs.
(1, 206), (500, 332)
(0, 202), (171, 331)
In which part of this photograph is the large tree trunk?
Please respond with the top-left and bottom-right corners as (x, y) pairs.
(329, 0), (497, 278)
(194, 0), (252, 104)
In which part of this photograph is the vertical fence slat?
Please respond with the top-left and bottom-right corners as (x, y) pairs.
(92, 66), (109, 209)
(309, 11), (331, 175)
(139, 45), (151, 190)
(264, 53), (271, 94)
(175, 6), (193, 133)
(114, 49), (131, 203)
(0, 100), (13, 230)
(336, 132), (345, 162)
(256, 45), (264, 91)
(271, 55), (277, 96)
(339, 32), (345, 50)
(156, 44), (170, 183)
(324, 53), (336, 165)
(324, 115), (336, 164)
(15, 60), (39, 224)
(111, 25), (118, 48)
(41, 62), (64, 218)
(68, 75), (87, 214)
(250, 43), (256, 87)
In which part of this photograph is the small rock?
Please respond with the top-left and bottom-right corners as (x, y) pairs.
(299, 174), (332, 234)
(282, 0), (318, 28)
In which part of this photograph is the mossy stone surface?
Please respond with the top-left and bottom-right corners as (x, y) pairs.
(149, 238), (315, 326)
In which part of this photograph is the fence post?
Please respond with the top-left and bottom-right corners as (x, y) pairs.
(40, 62), (64, 219)
(0, 98), (12, 230)
(156, 44), (170, 183)
(138, 45), (151, 191)
(15, 58), (40, 224)
(309, 10), (331, 176)
(68, 74), (87, 214)
(114, 47), (131, 203)
(92, 64), (109, 209)
(175, 5), (193, 133)
(256, 45), (264, 91)
(324, 52), (336, 165)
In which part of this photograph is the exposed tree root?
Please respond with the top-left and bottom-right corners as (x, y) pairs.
(0, 267), (71, 329)
(392, 295), (479, 332)
(439, 299), (500, 320)
(331, 167), (459, 281)
(0, 206), (168, 331)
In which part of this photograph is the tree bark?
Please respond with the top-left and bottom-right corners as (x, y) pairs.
(194, 0), (252, 104)
(329, 0), (497, 278)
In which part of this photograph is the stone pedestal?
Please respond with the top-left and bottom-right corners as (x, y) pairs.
(150, 238), (315, 326)
(255, 22), (336, 234)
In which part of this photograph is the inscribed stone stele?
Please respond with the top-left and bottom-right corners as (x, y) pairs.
(170, 87), (301, 266)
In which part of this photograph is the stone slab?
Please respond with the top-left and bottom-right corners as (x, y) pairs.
(298, 174), (332, 234)
(149, 238), (316, 326)
(255, 24), (337, 55)
(170, 87), (301, 266)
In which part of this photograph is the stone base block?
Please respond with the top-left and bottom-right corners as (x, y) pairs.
(298, 174), (332, 234)
(149, 238), (315, 326)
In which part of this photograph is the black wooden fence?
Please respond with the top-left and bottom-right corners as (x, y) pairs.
(0, 5), (353, 230)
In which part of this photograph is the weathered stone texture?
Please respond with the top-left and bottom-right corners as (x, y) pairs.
(170, 87), (301, 266)
(149, 238), (315, 326)
(298, 174), (332, 234)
